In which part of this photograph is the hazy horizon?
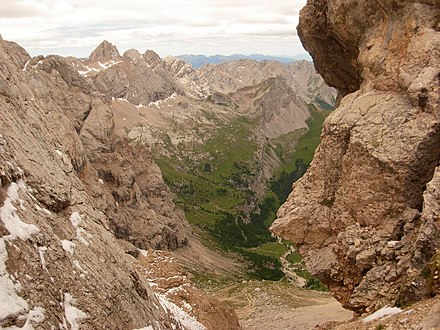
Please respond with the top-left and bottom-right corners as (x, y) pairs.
(0, 0), (308, 58)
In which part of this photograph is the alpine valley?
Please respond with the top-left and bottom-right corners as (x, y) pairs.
(1, 0), (439, 328)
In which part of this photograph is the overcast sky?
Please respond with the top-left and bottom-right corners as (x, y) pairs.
(0, 0), (308, 58)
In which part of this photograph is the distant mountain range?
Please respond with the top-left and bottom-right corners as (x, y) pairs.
(176, 53), (312, 68)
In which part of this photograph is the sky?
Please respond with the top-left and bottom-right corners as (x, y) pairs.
(0, 0), (308, 58)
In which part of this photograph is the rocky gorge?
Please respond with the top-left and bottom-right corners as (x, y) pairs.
(271, 0), (440, 316)
(0, 30), (338, 328)
(2, 0), (439, 328)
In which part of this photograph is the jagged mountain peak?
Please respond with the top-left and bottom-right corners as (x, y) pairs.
(143, 49), (162, 68)
(122, 48), (143, 64)
(89, 40), (120, 62)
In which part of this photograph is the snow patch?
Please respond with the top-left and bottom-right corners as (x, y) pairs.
(157, 294), (206, 330)
(148, 93), (177, 108)
(2, 306), (46, 330)
(98, 60), (122, 70)
(61, 240), (75, 255)
(63, 293), (87, 330)
(72, 260), (87, 275)
(38, 246), (48, 272)
(78, 65), (98, 76)
(133, 327), (154, 330)
(69, 212), (91, 246)
(363, 306), (403, 323)
(55, 149), (64, 157)
(0, 240), (29, 320)
(70, 212), (82, 227)
(1, 181), (39, 240)
(22, 59), (31, 71)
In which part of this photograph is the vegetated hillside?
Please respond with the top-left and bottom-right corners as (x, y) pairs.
(0, 38), (241, 329)
(68, 40), (337, 281)
(271, 0), (440, 316)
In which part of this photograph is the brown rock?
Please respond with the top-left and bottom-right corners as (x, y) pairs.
(420, 301), (440, 330)
(89, 40), (120, 62)
(271, 0), (440, 313)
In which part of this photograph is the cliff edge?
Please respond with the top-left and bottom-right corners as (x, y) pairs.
(271, 0), (440, 314)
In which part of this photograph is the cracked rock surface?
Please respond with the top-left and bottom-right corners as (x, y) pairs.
(271, 0), (440, 314)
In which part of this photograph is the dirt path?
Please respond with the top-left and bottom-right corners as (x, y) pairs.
(213, 281), (353, 330)
(240, 298), (353, 330)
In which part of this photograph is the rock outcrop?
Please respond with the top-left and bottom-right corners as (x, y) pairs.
(271, 0), (440, 314)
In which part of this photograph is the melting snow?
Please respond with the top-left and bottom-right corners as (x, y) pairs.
(61, 240), (75, 255)
(0, 180), (44, 325)
(72, 260), (87, 275)
(38, 246), (48, 272)
(1, 306), (46, 330)
(157, 294), (206, 330)
(0, 181), (39, 240)
(22, 59), (31, 71)
(69, 212), (91, 246)
(148, 93), (177, 108)
(63, 293), (87, 330)
(363, 306), (403, 323)
(70, 212), (82, 227)
(0, 240), (29, 320)
(22, 60), (43, 72)
(78, 66), (98, 76)
(98, 60), (122, 69)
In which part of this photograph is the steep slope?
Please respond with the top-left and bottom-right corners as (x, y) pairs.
(271, 0), (440, 314)
(0, 38), (240, 329)
(0, 39), (181, 329)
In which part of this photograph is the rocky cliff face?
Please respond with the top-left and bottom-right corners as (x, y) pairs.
(0, 37), (242, 328)
(271, 0), (440, 314)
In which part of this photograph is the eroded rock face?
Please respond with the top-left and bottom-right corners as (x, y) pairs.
(0, 39), (195, 328)
(271, 0), (440, 313)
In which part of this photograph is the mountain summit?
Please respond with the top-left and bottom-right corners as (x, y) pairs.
(89, 40), (120, 62)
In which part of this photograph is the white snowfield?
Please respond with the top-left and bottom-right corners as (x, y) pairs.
(363, 306), (403, 323)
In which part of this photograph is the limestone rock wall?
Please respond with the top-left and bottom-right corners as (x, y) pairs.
(0, 39), (193, 328)
(271, 0), (440, 313)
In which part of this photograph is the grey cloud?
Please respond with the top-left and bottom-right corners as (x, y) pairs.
(1, 0), (307, 57)
(0, 0), (44, 18)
